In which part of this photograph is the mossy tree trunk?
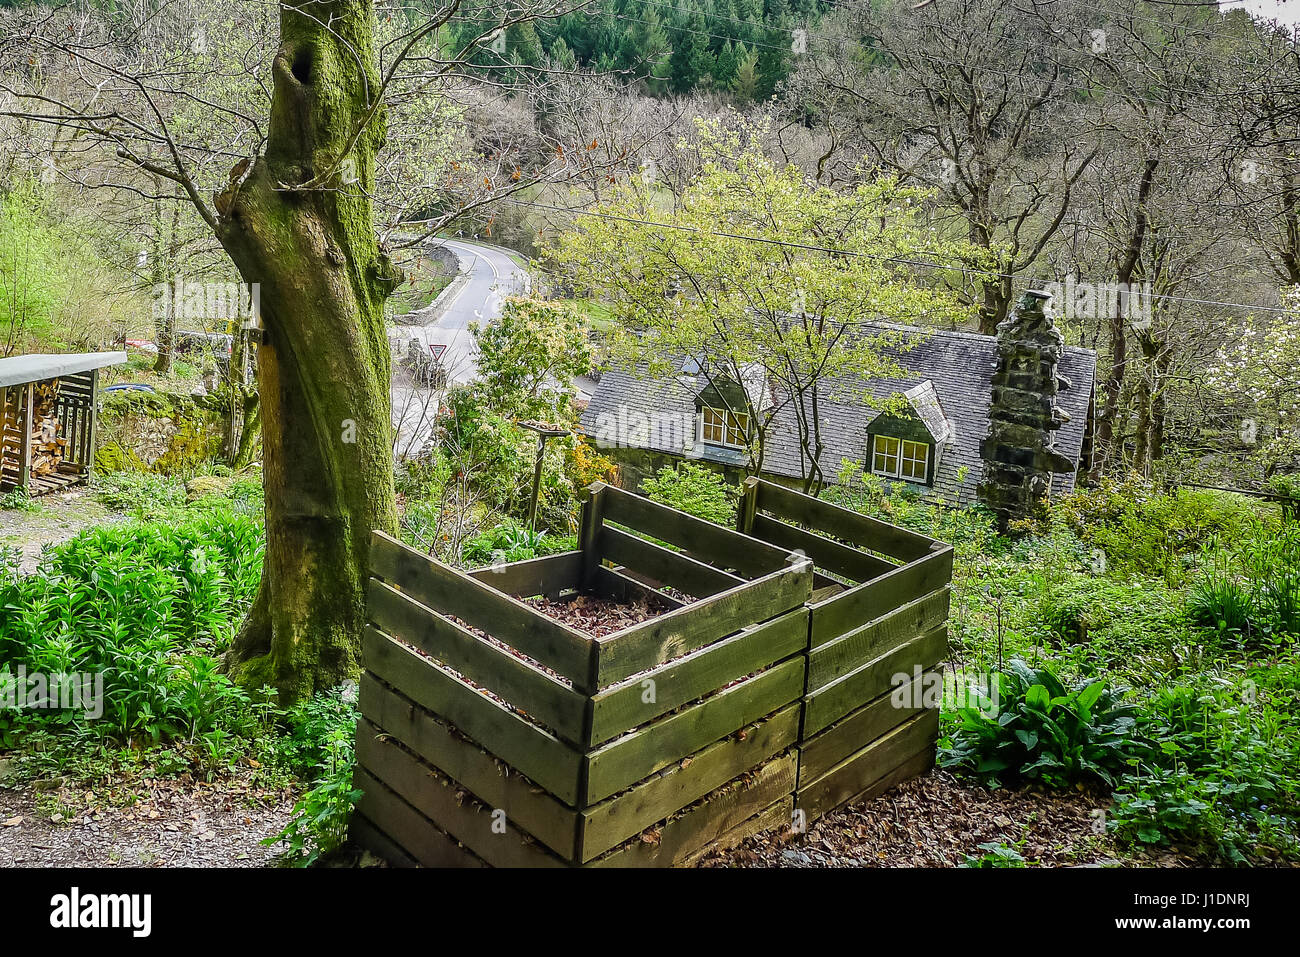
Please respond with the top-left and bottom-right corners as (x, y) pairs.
(215, 0), (400, 703)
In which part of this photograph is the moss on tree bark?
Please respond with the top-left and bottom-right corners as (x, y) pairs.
(214, 0), (400, 704)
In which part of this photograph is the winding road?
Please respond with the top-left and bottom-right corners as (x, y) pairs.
(406, 239), (529, 385)
(390, 239), (529, 455)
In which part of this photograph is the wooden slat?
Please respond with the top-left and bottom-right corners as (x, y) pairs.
(810, 546), (953, 645)
(798, 672), (933, 783)
(601, 484), (792, 576)
(353, 771), (487, 868)
(681, 796), (792, 866)
(753, 479), (937, 562)
(751, 513), (897, 583)
(358, 678), (579, 858)
(362, 626), (583, 805)
(584, 656), (805, 804)
(591, 564), (686, 610)
(357, 725), (567, 867)
(803, 625), (948, 736)
(348, 813), (421, 868)
(367, 579), (587, 744)
(808, 587), (950, 690)
(579, 705), (799, 860)
(587, 757), (797, 868)
(370, 531), (593, 688)
(596, 563), (812, 687)
(589, 607), (807, 745)
(466, 550), (583, 597)
(598, 526), (743, 598)
(795, 710), (939, 820)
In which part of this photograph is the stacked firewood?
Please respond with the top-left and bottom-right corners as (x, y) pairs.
(29, 379), (67, 477)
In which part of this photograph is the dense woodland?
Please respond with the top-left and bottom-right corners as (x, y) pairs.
(0, 0), (1297, 871)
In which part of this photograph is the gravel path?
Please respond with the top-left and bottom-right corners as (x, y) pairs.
(0, 490), (124, 574)
(0, 782), (295, 868)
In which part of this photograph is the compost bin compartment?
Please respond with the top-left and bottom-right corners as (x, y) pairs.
(353, 478), (952, 867)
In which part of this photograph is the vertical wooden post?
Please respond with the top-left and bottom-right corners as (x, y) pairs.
(738, 476), (760, 534)
(526, 432), (545, 534)
(16, 381), (33, 494)
(577, 481), (607, 590)
(85, 369), (100, 479)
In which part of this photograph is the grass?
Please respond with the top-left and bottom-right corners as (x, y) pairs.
(386, 250), (456, 317)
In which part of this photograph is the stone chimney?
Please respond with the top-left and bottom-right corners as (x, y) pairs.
(978, 289), (1076, 530)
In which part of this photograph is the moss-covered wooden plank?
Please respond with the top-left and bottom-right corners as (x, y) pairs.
(368, 579), (587, 744)
(579, 705), (800, 861)
(589, 607), (807, 746)
(598, 525), (742, 598)
(798, 671), (934, 783)
(795, 710), (939, 820)
(750, 513), (897, 583)
(808, 587), (950, 690)
(370, 532), (592, 687)
(584, 656), (806, 804)
(753, 479), (937, 562)
(362, 626), (583, 805)
(356, 725), (568, 867)
(353, 770), (488, 868)
(803, 625), (948, 736)
(595, 563), (812, 687)
(587, 759), (797, 868)
(466, 550), (583, 597)
(810, 546), (953, 646)
(601, 484), (791, 576)
(357, 680), (579, 858)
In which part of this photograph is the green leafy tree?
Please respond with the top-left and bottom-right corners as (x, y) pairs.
(640, 462), (737, 525)
(470, 297), (591, 422)
(0, 178), (67, 354)
(547, 119), (986, 491)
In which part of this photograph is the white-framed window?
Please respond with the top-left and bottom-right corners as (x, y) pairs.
(871, 435), (929, 482)
(700, 406), (748, 448)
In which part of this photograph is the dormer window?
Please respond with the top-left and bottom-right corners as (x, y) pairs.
(872, 435), (929, 482)
(701, 406), (748, 448)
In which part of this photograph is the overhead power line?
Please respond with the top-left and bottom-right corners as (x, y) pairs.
(498, 195), (1295, 315)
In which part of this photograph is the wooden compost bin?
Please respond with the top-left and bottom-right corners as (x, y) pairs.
(353, 483), (814, 867)
(737, 478), (953, 821)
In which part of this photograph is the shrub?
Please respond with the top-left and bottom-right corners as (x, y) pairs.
(460, 521), (578, 568)
(94, 471), (188, 514)
(1036, 583), (1093, 644)
(1056, 476), (1266, 583)
(1110, 677), (1300, 863)
(639, 462), (737, 525)
(0, 512), (266, 742)
(940, 659), (1142, 787)
(1187, 527), (1300, 650)
(268, 686), (362, 866)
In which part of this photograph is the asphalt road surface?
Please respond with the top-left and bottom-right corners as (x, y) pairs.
(409, 239), (528, 385)
(390, 239), (528, 455)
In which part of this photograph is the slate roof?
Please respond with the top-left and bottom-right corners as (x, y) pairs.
(579, 322), (1096, 505)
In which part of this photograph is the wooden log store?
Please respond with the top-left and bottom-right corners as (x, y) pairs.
(0, 352), (126, 497)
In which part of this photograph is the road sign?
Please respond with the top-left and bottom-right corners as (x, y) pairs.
(428, 343), (447, 361)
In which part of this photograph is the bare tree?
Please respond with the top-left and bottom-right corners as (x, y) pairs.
(788, 0), (1097, 333)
